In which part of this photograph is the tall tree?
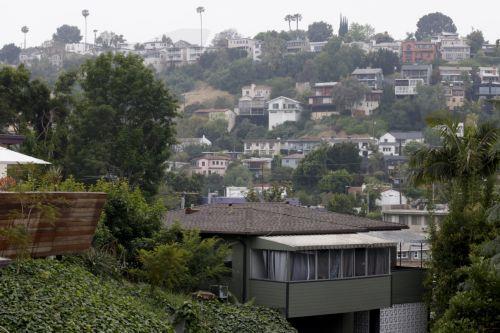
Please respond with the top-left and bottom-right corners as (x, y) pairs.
(415, 12), (457, 40)
(307, 21), (333, 42)
(338, 14), (349, 38)
(466, 30), (485, 55)
(284, 15), (293, 31)
(293, 13), (302, 31)
(65, 53), (177, 196)
(52, 25), (82, 44)
(367, 49), (400, 75)
(0, 43), (21, 65)
(409, 118), (499, 325)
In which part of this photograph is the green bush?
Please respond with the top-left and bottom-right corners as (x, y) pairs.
(0, 260), (173, 332)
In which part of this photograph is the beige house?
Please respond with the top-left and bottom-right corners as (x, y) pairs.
(193, 108), (236, 132)
(191, 154), (231, 176)
(382, 205), (448, 233)
(443, 85), (465, 110)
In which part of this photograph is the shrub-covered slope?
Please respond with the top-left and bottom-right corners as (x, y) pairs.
(0, 260), (173, 333)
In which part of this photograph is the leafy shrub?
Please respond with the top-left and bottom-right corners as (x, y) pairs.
(0, 260), (173, 332)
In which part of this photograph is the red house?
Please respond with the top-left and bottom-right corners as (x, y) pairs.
(401, 41), (437, 64)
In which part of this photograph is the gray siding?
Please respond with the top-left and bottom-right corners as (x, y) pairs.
(229, 241), (244, 300)
(391, 268), (426, 304)
(248, 280), (287, 310)
(288, 276), (391, 318)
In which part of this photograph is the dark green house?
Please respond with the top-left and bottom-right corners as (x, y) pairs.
(166, 203), (427, 333)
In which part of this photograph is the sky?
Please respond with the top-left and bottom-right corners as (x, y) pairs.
(2, 0), (499, 48)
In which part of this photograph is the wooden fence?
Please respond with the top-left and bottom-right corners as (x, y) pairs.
(0, 192), (106, 258)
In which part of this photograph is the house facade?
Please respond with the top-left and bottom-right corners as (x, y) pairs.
(401, 64), (432, 85)
(478, 67), (499, 83)
(439, 66), (472, 84)
(308, 82), (339, 119)
(165, 203), (427, 332)
(378, 132), (424, 156)
(351, 68), (384, 89)
(281, 153), (305, 169)
(243, 139), (282, 156)
(351, 90), (383, 116)
(330, 136), (377, 157)
(267, 96), (303, 130)
(227, 38), (262, 61)
(394, 79), (424, 97)
(401, 41), (437, 64)
(191, 154), (230, 176)
(382, 205), (449, 233)
(241, 157), (272, 177)
(443, 85), (465, 110)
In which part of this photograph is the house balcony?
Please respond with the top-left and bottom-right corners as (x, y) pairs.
(248, 268), (425, 318)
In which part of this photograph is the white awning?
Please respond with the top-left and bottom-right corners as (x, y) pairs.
(0, 147), (50, 165)
(258, 233), (397, 251)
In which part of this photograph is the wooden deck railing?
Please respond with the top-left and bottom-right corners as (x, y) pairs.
(0, 192), (106, 258)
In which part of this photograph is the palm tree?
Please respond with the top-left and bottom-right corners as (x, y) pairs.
(196, 6), (205, 48)
(284, 15), (293, 31)
(21, 26), (29, 49)
(409, 118), (499, 209)
(293, 13), (302, 31)
(82, 9), (89, 51)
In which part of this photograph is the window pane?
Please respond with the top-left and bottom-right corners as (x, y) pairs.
(251, 250), (268, 279)
(355, 248), (366, 277)
(329, 250), (341, 279)
(342, 249), (354, 278)
(268, 251), (287, 281)
(368, 248), (389, 275)
(317, 250), (329, 280)
(291, 251), (316, 281)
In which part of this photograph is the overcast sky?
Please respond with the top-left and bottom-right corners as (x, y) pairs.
(2, 0), (499, 48)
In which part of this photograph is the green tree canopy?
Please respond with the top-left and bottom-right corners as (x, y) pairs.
(52, 25), (82, 44)
(372, 32), (394, 43)
(0, 43), (21, 64)
(224, 163), (253, 187)
(346, 23), (375, 42)
(367, 49), (400, 75)
(65, 53), (177, 195)
(318, 169), (353, 193)
(293, 143), (361, 191)
(327, 193), (357, 215)
(415, 12), (457, 40)
(466, 30), (485, 55)
(331, 77), (370, 114)
(307, 21), (333, 42)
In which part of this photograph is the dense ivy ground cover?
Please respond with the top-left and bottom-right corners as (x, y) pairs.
(0, 260), (173, 333)
(0, 259), (297, 333)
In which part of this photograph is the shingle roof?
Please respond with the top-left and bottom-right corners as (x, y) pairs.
(387, 131), (423, 140)
(164, 203), (406, 236)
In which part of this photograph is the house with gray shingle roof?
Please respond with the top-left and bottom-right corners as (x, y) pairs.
(165, 202), (427, 330)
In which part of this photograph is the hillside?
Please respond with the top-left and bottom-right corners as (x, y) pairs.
(0, 259), (296, 333)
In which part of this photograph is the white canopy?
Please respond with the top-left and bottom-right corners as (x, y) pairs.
(258, 233), (397, 251)
(0, 147), (50, 165)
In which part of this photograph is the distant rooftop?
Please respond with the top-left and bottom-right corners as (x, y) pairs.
(387, 131), (423, 140)
(352, 68), (383, 75)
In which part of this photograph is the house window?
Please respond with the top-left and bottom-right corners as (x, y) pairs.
(342, 249), (354, 278)
(272, 103), (279, 109)
(317, 250), (329, 280)
(251, 250), (287, 281)
(368, 248), (389, 275)
(355, 248), (366, 277)
(201, 161), (205, 166)
(291, 251), (316, 281)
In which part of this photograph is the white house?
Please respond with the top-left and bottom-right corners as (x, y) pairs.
(193, 108), (236, 132)
(225, 186), (249, 198)
(378, 132), (424, 156)
(267, 96), (303, 130)
(376, 189), (408, 207)
(281, 153), (305, 169)
(394, 79), (424, 97)
(227, 38), (262, 61)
